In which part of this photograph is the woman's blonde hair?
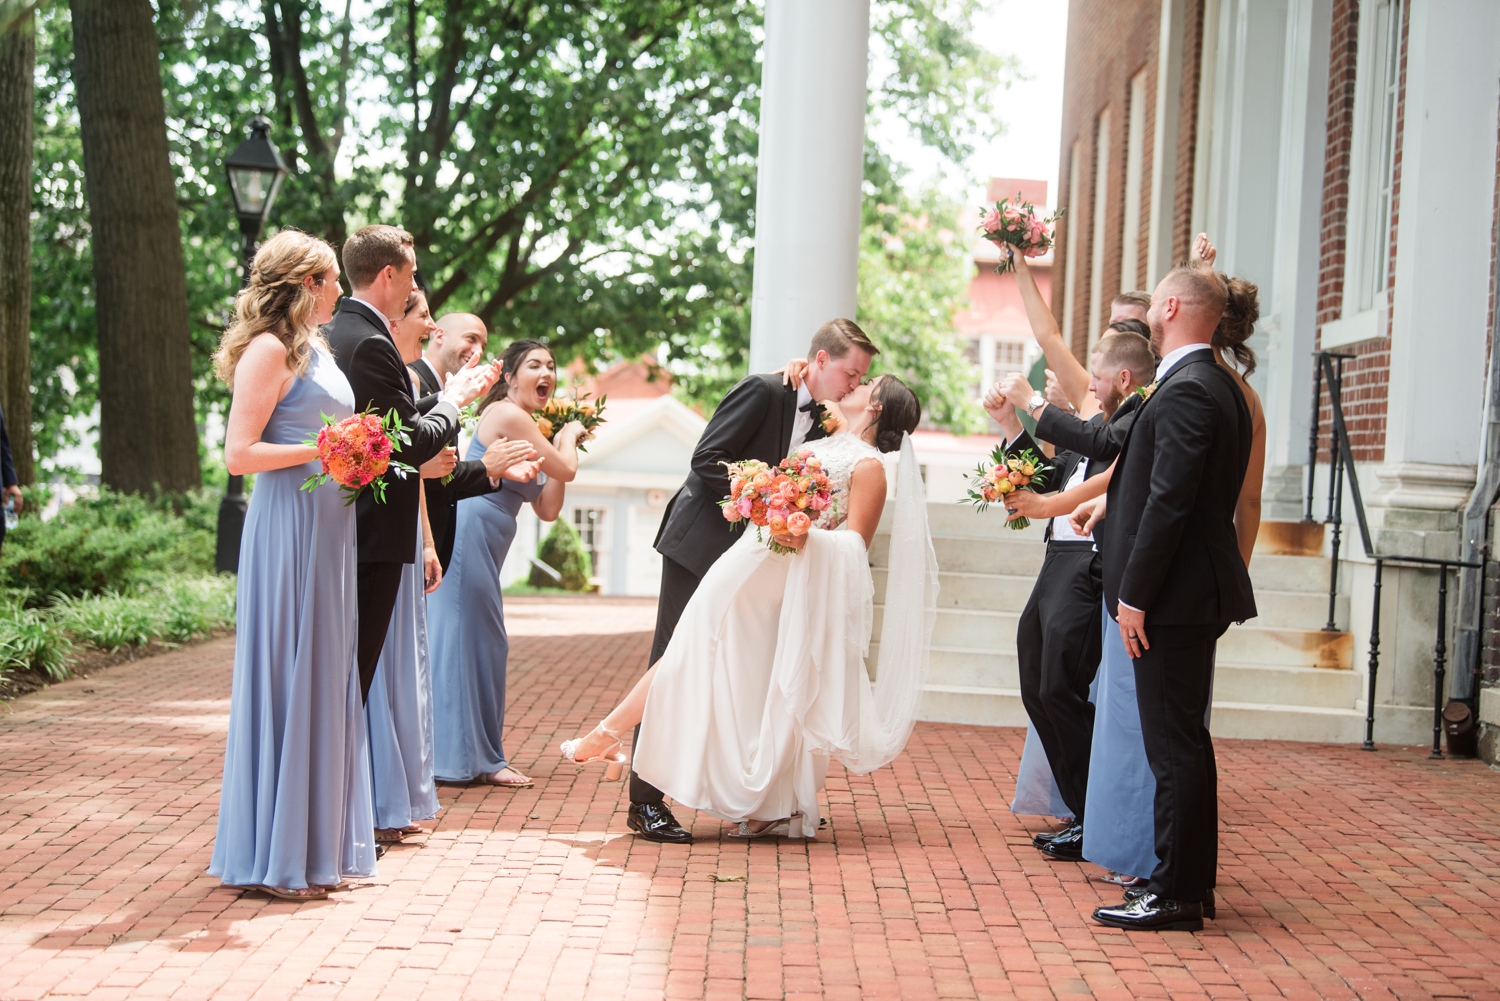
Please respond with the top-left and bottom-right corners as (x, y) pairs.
(213, 230), (338, 385)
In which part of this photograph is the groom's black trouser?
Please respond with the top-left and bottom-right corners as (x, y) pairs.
(1133, 621), (1226, 903)
(630, 555), (703, 806)
(1016, 541), (1102, 821)
(356, 561), (406, 704)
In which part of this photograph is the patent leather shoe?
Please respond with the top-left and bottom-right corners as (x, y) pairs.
(1031, 820), (1080, 849)
(627, 802), (693, 844)
(1126, 886), (1215, 920)
(1093, 892), (1203, 931)
(1038, 822), (1085, 861)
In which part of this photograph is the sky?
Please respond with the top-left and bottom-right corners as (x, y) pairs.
(875, 0), (1070, 210)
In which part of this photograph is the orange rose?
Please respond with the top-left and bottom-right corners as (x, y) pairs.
(786, 511), (812, 535)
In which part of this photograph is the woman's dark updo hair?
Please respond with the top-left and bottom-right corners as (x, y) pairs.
(1106, 317), (1150, 340)
(477, 337), (553, 411)
(1214, 273), (1259, 376)
(870, 374), (921, 453)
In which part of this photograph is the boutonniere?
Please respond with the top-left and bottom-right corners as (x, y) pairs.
(819, 401), (846, 434)
(1135, 381), (1159, 401)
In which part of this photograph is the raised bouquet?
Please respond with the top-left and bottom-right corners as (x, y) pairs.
(720, 447), (835, 555)
(302, 408), (416, 505)
(978, 192), (1062, 274)
(966, 445), (1053, 530)
(534, 393), (606, 450)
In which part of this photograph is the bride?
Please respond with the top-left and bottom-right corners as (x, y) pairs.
(560, 375), (938, 838)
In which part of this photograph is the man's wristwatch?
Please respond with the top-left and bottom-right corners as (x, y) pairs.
(1026, 393), (1046, 417)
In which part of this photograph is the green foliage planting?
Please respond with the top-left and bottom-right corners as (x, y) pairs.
(532, 519), (593, 592)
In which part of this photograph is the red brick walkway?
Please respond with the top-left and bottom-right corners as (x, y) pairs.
(2, 596), (1499, 1001)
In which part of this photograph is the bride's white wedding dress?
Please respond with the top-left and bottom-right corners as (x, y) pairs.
(632, 432), (939, 838)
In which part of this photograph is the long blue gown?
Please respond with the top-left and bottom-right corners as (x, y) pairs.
(1011, 666), (1101, 820)
(366, 528), (440, 829)
(427, 438), (544, 781)
(209, 349), (377, 889)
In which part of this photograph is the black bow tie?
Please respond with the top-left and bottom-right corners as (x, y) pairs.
(799, 399), (823, 414)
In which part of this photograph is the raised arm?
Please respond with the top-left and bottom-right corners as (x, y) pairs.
(479, 401), (583, 482)
(1014, 252), (1097, 413)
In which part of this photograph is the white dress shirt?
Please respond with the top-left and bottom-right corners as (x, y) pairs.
(1002, 432), (1094, 544)
(346, 292), (395, 333)
(788, 384), (816, 450)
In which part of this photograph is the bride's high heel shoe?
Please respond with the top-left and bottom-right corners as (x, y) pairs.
(560, 722), (629, 765)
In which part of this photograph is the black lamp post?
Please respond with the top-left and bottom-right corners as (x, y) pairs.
(215, 116), (290, 574)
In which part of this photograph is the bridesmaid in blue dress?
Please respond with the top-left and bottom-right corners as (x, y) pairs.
(429, 339), (583, 786)
(208, 231), (376, 901)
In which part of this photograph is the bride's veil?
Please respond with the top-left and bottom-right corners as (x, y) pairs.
(850, 432), (940, 772)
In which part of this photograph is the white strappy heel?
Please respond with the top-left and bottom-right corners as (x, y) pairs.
(560, 721), (629, 765)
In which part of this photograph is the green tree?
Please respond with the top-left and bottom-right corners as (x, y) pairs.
(859, 189), (985, 434)
(532, 517), (592, 592)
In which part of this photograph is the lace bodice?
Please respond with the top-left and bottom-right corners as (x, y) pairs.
(803, 433), (882, 530)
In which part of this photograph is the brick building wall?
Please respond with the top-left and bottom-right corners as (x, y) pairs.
(1053, 0), (1167, 359)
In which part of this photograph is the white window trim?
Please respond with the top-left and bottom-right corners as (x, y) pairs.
(1062, 140), (1084, 347)
(1120, 70), (1148, 295)
(1328, 0), (1402, 348)
(1087, 108), (1112, 349)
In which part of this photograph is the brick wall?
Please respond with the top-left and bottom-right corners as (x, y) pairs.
(1053, 0), (1165, 360)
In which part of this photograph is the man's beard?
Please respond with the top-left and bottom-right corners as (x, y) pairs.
(1098, 383), (1125, 418)
(1148, 318), (1165, 355)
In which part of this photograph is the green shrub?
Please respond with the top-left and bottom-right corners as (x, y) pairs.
(50, 576), (237, 653)
(0, 592), (72, 679)
(531, 519), (592, 591)
(1, 488), (217, 603)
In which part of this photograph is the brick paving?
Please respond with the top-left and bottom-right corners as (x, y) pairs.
(2, 595), (1500, 1001)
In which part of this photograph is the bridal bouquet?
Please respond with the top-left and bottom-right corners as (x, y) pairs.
(978, 193), (1062, 274)
(720, 448), (835, 555)
(966, 445), (1053, 529)
(534, 393), (606, 450)
(302, 408), (416, 505)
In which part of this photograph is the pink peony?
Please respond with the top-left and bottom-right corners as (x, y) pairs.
(723, 505), (742, 522)
(810, 494), (830, 511)
(982, 208), (1003, 232)
(738, 495), (754, 517)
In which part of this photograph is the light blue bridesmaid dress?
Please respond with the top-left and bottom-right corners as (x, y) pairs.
(1010, 723), (1073, 819)
(209, 349), (377, 889)
(366, 527), (440, 829)
(427, 437), (545, 782)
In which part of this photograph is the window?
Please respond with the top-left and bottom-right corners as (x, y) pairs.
(1324, 0), (1403, 347)
(571, 507), (608, 585)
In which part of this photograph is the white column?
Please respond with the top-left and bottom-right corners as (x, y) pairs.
(1146, 0), (1186, 287)
(747, 0), (870, 374)
(1382, 0), (1500, 471)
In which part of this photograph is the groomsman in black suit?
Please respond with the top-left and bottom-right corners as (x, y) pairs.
(410, 312), (535, 574)
(324, 225), (501, 702)
(986, 329), (1156, 861)
(625, 318), (879, 843)
(1023, 263), (1255, 930)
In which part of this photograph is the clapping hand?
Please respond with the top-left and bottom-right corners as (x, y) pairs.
(480, 437), (537, 479)
(419, 445), (458, 480)
(503, 459), (542, 483)
(997, 372), (1037, 412)
(442, 351), (502, 409)
(1043, 369), (1072, 412)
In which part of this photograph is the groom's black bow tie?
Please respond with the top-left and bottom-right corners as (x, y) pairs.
(799, 398), (823, 414)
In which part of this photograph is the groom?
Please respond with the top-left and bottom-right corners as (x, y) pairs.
(626, 318), (879, 843)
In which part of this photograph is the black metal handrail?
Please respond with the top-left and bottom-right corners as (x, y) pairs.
(1304, 351), (1482, 756)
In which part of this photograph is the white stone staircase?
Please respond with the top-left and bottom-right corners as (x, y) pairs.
(869, 504), (1367, 742)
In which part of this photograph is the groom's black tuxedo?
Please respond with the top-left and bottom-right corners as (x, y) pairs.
(1048, 346), (1255, 905)
(653, 373), (829, 579)
(631, 373), (829, 813)
(325, 297), (461, 700)
(410, 357), (501, 574)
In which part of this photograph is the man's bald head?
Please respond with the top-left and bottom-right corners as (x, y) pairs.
(1146, 263), (1227, 355)
(428, 312), (489, 378)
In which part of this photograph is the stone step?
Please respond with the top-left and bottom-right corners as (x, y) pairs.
(1255, 520), (1326, 557)
(1210, 660), (1364, 709)
(918, 502), (1049, 541)
(869, 533), (1045, 574)
(1249, 553), (1333, 594)
(871, 567), (1036, 611)
(1254, 589), (1350, 632)
(872, 607), (1353, 670)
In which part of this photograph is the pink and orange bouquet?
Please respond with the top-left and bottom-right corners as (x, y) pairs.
(979, 193), (1062, 274)
(720, 448), (835, 555)
(301, 408), (417, 505)
(967, 445), (1053, 529)
(533, 393), (606, 450)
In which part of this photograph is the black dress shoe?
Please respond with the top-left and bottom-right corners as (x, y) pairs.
(1031, 820), (1080, 849)
(1126, 886), (1215, 920)
(375, 844), (387, 860)
(1038, 822), (1085, 861)
(626, 802), (693, 844)
(1093, 892), (1203, 931)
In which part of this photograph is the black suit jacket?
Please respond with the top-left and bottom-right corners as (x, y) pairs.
(1007, 413), (1108, 543)
(325, 298), (460, 564)
(1081, 348), (1255, 626)
(410, 358), (499, 573)
(654, 374), (828, 578)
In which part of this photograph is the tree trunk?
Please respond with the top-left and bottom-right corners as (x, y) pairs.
(0, 14), (34, 485)
(69, 0), (200, 494)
